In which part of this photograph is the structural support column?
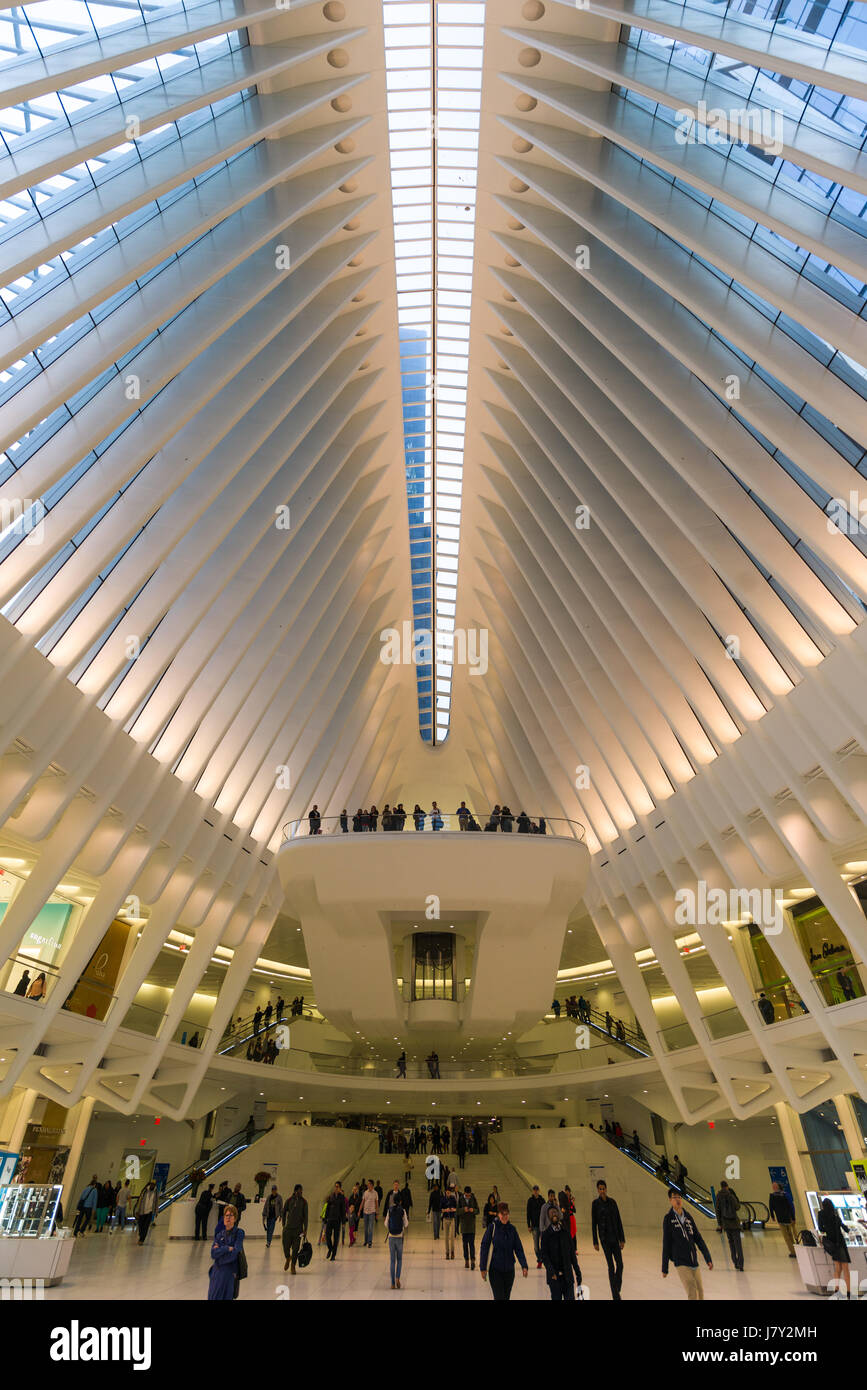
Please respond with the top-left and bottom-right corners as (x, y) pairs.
(4, 1086), (38, 1152)
(774, 1101), (818, 1224)
(61, 1096), (95, 1213)
(832, 1093), (867, 1166)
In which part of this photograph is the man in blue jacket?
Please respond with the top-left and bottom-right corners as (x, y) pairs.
(661, 1189), (713, 1299)
(480, 1202), (529, 1300)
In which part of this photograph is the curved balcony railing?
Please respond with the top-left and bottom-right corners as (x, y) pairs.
(215, 1030), (647, 1080)
(281, 811), (586, 841)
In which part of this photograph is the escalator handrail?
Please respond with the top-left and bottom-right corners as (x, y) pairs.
(159, 1124), (276, 1205)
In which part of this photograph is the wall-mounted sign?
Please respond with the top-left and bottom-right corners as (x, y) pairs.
(0, 901), (72, 968)
(63, 918), (131, 1021)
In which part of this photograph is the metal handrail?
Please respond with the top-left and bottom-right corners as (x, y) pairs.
(281, 811), (586, 842)
(552, 1000), (649, 1055)
(158, 1123), (276, 1209)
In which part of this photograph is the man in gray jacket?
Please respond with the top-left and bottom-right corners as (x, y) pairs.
(538, 1189), (560, 1237)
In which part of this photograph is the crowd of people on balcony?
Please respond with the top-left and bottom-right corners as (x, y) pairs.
(306, 803), (549, 834)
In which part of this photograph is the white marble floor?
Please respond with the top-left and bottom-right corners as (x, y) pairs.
(46, 1218), (820, 1302)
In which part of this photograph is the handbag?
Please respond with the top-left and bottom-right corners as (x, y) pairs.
(236, 1247), (248, 1280)
(297, 1239), (313, 1268)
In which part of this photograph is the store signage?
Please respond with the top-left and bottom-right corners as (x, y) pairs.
(0, 902), (72, 967)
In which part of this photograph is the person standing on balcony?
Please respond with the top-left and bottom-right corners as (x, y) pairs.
(485, 805), (501, 831)
(457, 801), (470, 829)
(413, 803), (425, 830)
(308, 805), (321, 835)
(430, 801), (443, 830)
(340, 809), (348, 833)
(500, 806), (514, 832)
(369, 804), (379, 832)
(396, 1049), (406, 1078)
(591, 1179), (625, 1300)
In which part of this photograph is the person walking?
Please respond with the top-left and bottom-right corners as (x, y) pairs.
(324, 1182), (346, 1261)
(115, 1179), (131, 1231)
(384, 1189), (408, 1289)
(527, 1184), (545, 1269)
(136, 1181), (158, 1245)
(396, 1050), (406, 1078)
(262, 1185), (283, 1249)
(715, 1180), (744, 1271)
(195, 1183), (215, 1241)
(540, 1201), (581, 1300)
(207, 1203), (245, 1301)
(428, 1180), (442, 1240)
(94, 1179), (112, 1233)
(360, 1178), (379, 1248)
(591, 1179), (625, 1300)
(661, 1189), (713, 1299)
(480, 1203), (529, 1301)
(282, 1184), (308, 1274)
(538, 1189), (559, 1240)
(441, 1180), (458, 1260)
(459, 1186), (479, 1269)
(73, 1176), (99, 1236)
(769, 1181), (797, 1258)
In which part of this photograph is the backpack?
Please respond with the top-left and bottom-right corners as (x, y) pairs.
(797, 1228), (816, 1247)
(719, 1189), (739, 1221)
(387, 1202), (405, 1236)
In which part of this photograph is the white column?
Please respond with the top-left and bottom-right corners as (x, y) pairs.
(774, 1102), (817, 1224)
(61, 1096), (95, 1212)
(5, 1087), (38, 1152)
(832, 1094), (867, 1164)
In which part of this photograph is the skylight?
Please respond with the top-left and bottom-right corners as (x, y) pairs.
(383, 0), (485, 744)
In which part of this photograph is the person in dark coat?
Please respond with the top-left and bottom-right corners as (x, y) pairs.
(479, 1203), (528, 1300)
(768, 1181), (797, 1258)
(715, 1180), (744, 1271)
(661, 1190), (713, 1299)
(591, 1179), (625, 1299)
(282, 1184), (308, 1274)
(526, 1184), (545, 1267)
(818, 1197), (850, 1287)
(13, 969), (30, 996)
(208, 1204), (245, 1301)
(324, 1183), (346, 1261)
(195, 1183), (215, 1241)
(540, 1202), (582, 1300)
(459, 1186), (479, 1269)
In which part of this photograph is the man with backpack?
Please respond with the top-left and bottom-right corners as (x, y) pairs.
(715, 1180), (744, 1271)
(386, 1190), (408, 1288)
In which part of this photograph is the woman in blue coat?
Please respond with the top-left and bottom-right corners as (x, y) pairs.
(208, 1204), (245, 1301)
